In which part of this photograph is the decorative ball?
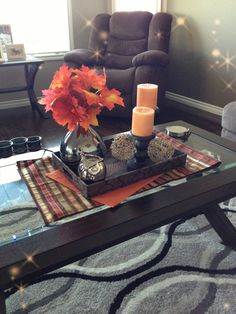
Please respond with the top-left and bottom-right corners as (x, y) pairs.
(148, 137), (175, 163)
(110, 133), (136, 161)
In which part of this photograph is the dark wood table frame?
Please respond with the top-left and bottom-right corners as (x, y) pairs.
(0, 57), (47, 118)
(1, 121), (236, 313)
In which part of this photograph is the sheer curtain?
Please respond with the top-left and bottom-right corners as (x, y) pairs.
(0, 0), (70, 54)
(112, 0), (162, 14)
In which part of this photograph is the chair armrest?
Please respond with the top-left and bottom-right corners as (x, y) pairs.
(132, 50), (169, 67)
(64, 49), (96, 66)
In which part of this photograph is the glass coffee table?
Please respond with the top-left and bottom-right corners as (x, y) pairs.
(1, 121), (236, 313)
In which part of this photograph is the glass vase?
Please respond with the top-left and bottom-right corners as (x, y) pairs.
(60, 124), (107, 166)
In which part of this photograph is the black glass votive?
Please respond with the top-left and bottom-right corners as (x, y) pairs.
(27, 136), (42, 151)
(0, 140), (13, 158)
(11, 137), (28, 154)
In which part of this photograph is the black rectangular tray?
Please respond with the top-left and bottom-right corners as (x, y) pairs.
(52, 140), (187, 199)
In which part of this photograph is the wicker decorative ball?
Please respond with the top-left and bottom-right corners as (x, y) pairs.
(148, 137), (175, 163)
(110, 133), (136, 161)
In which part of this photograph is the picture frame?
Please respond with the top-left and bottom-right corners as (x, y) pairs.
(6, 44), (26, 61)
(0, 24), (13, 47)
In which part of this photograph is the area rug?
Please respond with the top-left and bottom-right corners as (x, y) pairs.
(4, 201), (236, 314)
(0, 202), (43, 244)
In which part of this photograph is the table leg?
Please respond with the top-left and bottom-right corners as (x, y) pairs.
(0, 291), (6, 314)
(205, 204), (236, 250)
(24, 64), (49, 119)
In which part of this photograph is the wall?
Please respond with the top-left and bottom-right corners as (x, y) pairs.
(166, 0), (236, 110)
(71, 0), (107, 48)
(0, 0), (107, 106)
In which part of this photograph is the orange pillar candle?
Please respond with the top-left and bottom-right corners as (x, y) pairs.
(131, 107), (155, 137)
(136, 83), (158, 110)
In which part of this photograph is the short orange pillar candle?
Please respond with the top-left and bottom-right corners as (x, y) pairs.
(131, 106), (155, 137)
(136, 83), (158, 110)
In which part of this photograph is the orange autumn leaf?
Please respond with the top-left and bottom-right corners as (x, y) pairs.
(39, 89), (70, 112)
(50, 64), (72, 89)
(88, 106), (101, 126)
(39, 65), (124, 133)
(100, 88), (124, 110)
(53, 95), (87, 130)
(80, 106), (101, 131)
(52, 99), (78, 131)
(39, 89), (57, 111)
(83, 90), (100, 105)
(76, 65), (106, 90)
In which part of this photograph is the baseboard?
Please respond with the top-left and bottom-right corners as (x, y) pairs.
(165, 91), (223, 117)
(0, 98), (30, 110)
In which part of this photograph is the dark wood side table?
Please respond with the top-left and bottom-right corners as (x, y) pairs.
(0, 56), (48, 118)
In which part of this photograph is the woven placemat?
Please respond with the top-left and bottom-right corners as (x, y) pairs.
(17, 132), (221, 224)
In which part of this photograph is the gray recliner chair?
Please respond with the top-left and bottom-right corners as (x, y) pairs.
(220, 101), (236, 210)
(64, 11), (172, 118)
(221, 102), (236, 142)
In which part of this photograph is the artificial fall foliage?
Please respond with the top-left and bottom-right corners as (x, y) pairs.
(39, 65), (124, 134)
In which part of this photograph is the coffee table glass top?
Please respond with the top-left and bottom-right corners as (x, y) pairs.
(1, 122), (236, 246)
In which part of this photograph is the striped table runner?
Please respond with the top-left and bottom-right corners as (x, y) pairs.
(17, 133), (221, 224)
(17, 158), (96, 224)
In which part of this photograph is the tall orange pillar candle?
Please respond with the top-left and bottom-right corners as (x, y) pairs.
(131, 107), (155, 137)
(136, 83), (158, 110)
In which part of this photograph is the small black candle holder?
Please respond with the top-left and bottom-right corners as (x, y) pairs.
(11, 137), (28, 154)
(127, 132), (155, 170)
(0, 140), (13, 158)
(27, 136), (42, 151)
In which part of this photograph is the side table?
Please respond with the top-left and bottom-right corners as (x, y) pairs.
(0, 56), (48, 118)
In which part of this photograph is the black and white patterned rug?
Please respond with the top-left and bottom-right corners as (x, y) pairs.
(4, 200), (236, 314)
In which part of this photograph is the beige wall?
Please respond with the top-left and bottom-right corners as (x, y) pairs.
(71, 0), (108, 48)
(166, 0), (236, 108)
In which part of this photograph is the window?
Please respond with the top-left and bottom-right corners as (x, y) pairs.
(112, 0), (162, 14)
(0, 0), (70, 55)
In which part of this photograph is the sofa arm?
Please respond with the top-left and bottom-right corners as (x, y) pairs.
(132, 50), (169, 67)
(64, 49), (96, 66)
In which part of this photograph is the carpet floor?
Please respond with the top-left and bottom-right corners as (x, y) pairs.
(4, 200), (236, 314)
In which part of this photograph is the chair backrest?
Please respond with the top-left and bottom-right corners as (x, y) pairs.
(148, 12), (172, 53)
(88, 11), (172, 69)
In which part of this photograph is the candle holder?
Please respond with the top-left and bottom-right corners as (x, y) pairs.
(127, 132), (155, 170)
